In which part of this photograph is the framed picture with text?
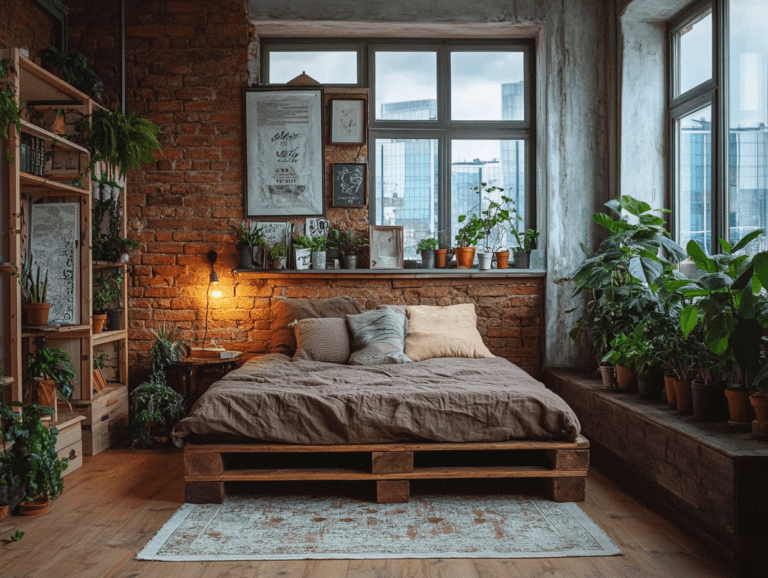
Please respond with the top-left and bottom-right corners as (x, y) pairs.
(244, 87), (325, 218)
(330, 99), (366, 145)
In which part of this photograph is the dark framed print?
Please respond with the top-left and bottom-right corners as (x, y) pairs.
(244, 87), (325, 218)
(330, 99), (366, 145)
(368, 225), (404, 269)
(331, 163), (367, 207)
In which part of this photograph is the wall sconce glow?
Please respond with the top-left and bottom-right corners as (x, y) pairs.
(212, 289), (222, 298)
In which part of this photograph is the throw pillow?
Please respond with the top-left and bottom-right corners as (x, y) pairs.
(347, 308), (412, 365)
(404, 303), (494, 362)
(269, 296), (362, 356)
(292, 318), (351, 364)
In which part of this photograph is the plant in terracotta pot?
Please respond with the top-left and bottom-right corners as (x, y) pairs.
(679, 231), (768, 425)
(417, 237), (439, 269)
(27, 339), (76, 410)
(468, 182), (521, 270)
(454, 214), (484, 269)
(601, 324), (649, 391)
(270, 243), (287, 270)
(92, 268), (123, 333)
(13, 258), (50, 326)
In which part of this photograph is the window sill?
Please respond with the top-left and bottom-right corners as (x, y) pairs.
(233, 268), (545, 280)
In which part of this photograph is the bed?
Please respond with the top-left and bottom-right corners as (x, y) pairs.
(172, 298), (589, 504)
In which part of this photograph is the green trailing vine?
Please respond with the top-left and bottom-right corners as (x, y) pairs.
(92, 179), (139, 261)
(87, 108), (162, 178)
(0, 58), (23, 163)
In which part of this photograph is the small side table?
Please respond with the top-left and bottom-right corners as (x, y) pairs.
(173, 353), (242, 404)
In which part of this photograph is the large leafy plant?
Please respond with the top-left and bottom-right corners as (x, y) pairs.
(39, 46), (103, 98)
(129, 382), (186, 449)
(27, 339), (76, 403)
(87, 109), (162, 178)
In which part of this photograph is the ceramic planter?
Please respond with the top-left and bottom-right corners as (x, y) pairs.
(674, 380), (693, 414)
(92, 313), (107, 334)
(638, 372), (664, 401)
(311, 250), (326, 270)
(725, 388), (755, 425)
(106, 308), (122, 331)
(477, 252), (493, 271)
(434, 249), (448, 268)
(272, 257), (286, 270)
(23, 302), (50, 326)
(495, 251), (510, 269)
(326, 248), (341, 262)
(691, 380), (722, 421)
(454, 247), (476, 269)
(342, 255), (357, 270)
(421, 250), (435, 269)
(295, 248), (312, 270)
(0, 484), (26, 514)
(513, 250), (530, 269)
(236, 244), (255, 270)
(599, 364), (615, 389)
(664, 374), (677, 409)
(615, 365), (638, 391)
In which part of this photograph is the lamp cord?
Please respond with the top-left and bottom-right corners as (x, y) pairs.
(202, 279), (211, 349)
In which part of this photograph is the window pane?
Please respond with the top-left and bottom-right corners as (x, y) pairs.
(451, 140), (526, 252)
(375, 138), (438, 259)
(728, 0), (768, 254)
(677, 106), (712, 253)
(451, 52), (525, 121)
(269, 52), (357, 84)
(375, 52), (437, 121)
(678, 12), (712, 95)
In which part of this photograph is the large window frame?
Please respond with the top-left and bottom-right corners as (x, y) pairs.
(261, 39), (536, 251)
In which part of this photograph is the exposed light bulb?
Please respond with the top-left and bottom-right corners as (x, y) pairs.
(212, 290), (222, 298)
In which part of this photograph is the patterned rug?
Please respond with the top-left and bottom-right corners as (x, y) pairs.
(137, 494), (622, 561)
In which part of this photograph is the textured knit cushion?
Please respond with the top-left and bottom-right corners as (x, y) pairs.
(292, 318), (351, 363)
(347, 308), (412, 366)
(404, 303), (494, 362)
(269, 297), (362, 356)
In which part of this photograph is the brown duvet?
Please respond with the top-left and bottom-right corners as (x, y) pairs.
(171, 354), (581, 446)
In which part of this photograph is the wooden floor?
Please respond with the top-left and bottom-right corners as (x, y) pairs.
(0, 447), (736, 578)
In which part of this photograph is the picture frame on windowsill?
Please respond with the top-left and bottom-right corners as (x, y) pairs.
(368, 225), (404, 269)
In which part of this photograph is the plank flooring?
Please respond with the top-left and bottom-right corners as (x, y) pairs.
(0, 447), (737, 578)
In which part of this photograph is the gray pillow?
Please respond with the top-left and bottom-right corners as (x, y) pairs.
(292, 318), (351, 364)
(270, 297), (362, 356)
(346, 308), (412, 366)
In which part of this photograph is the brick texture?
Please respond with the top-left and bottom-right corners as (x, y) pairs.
(61, 0), (547, 384)
(0, 0), (57, 55)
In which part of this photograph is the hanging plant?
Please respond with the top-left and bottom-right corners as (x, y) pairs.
(0, 58), (22, 163)
(87, 109), (162, 179)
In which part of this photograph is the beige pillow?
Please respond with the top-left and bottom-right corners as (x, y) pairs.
(292, 318), (351, 364)
(404, 303), (494, 362)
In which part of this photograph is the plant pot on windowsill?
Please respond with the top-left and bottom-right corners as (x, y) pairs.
(664, 374), (677, 409)
(454, 247), (476, 269)
(674, 379), (693, 415)
(421, 250), (435, 269)
(236, 244), (255, 270)
(513, 250), (531, 269)
(599, 364), (615, 389)
(477, 251), (493, 271)
(342, 255), (358, 270)
(615, 365), (637, 391)
(23, 302), (51, 326)
(725, 388), (755, 426)
(92, 313), (108, 334)
(311, 250), (326, 270)
(495, 250), (510, 269)
(434, 249), (448, 268)
(106, 308), (123, 331)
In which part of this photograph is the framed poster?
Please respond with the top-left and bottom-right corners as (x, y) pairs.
(244, 88), (324, 218)
(330, 99), (366, 145)
(331, 163), (367, 207)
(29, 202), (80, 324)
(369, 225), (404, 269)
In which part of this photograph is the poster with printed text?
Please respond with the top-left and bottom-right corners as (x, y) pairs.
(245, 89), (324, 218)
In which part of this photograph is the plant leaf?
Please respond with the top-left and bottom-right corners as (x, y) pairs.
(628, 255), (664, 285)
(680, 304), (698, 339)
(731, 229), (764, 253)
(686, 240), (717, 273)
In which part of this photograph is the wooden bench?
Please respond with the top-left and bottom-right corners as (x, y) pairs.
(183, 435), (589, 504)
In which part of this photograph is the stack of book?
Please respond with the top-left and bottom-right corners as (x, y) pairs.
(20, 133), (46, 176)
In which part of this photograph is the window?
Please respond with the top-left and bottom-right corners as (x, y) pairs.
(671, 1), (768, 255)
(263, 40), (535, 260)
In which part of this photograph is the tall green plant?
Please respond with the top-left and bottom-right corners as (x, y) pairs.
(87, 109), (162, 178)
(92, 179), (139, 261)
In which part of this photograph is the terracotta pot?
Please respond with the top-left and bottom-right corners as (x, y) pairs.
(495, 251), (509, 269)
(691, 380), (722, 421)
(725, 388), (756, 425)
(615, 365), (638, 391)
(638, 372), (664, 401)
(36, 378), (56, 408)
(20, 495), (49, 516)
(0, 504), (8, 522)
(434, 249), (448, 268)
(23, 302), (50, 326)
(599, 364), (615, 389)
(674, 380), (693, 415)
(92, 313), (107, 334)
(750, 393), (768, 423)
(454, 247), (476, 269)
(664, 374), (677, 409)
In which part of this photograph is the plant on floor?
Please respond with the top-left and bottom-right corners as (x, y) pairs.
(87, 108), (162, 179)
(129, 382), (186, 449)
(92, 179), (139, 262)
(27, 339), (76, 404)
(150, 325), (187, 387)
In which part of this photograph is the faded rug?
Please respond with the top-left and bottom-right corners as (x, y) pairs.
(137, 494), (622, 561)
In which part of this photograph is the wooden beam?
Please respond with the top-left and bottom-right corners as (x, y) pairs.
(185, 481), (225, 504)
(372, 451), (413, 474)
(376, 481), (409, 504)
(546, 476), (586, 502)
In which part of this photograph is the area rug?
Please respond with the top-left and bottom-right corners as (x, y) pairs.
(137, 494), (622, 561)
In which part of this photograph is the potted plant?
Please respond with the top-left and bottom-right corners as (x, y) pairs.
(231, 222), (266, 270)
(12, 258), (49, 326)
(511, 228), (541, 269)
(87, 108), (162, 180)
(469, 183), (522, 271)
(293, 234), (313, 270)
(270, 243), (287, 270)
(601, 326), (646, 391)
(93, 269), (123, 333)
(0, 385), (26, 516)
(39, 46), (104, 101)
(92, 179), (139, 263)
(454, 213), (484, 269)
(417, 237), (439, 269)
(326, 229), (342, 263)
(309, 235), (328, 270)
(27, 339), (76, 409)
(339, 230), (368, 270)
(130, 382), (186, 448)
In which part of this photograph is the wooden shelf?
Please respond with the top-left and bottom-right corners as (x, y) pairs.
(20, 172), (88, 196)
(92, 329), (127, 346)
(234, 269), (546, 280)
(22, 324), (90, 338)
(18, 55), (90, 103)
(93, 261), (127, 269)
(0, 376), (13, 386)
(20, 119), (88, 153)
(0, 262), (13, 273)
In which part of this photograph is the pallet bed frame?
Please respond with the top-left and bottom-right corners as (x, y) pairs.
(184, 435), (590, 504)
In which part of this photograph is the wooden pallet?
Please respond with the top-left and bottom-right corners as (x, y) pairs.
(183, 435), (589, 504)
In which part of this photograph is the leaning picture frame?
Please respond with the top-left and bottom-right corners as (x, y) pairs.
(368, 225), (404, 269)
(330, 99), (366, 145)
(244, 87), (325, 218)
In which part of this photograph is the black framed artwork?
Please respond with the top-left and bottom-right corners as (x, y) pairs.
(331, 163), (367, 207)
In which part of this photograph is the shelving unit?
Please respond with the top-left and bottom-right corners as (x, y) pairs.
(0, 48), (129, 457)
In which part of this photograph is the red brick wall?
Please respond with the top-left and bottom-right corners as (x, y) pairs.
(67, 0), (547, 383)
(0, 0), (57, 56)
